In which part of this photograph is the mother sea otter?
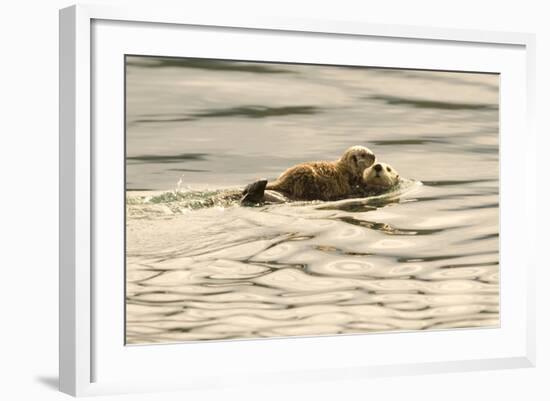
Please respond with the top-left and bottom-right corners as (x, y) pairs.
(242, 146), (376, 203)
(241, 161), (401, 206)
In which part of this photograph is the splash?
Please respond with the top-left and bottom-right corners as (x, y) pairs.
(126, 178), (422, 218)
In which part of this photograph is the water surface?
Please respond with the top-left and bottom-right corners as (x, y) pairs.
(125, 56), (499, 344)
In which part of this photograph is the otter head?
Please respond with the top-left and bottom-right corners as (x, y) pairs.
(339, 145), (376, 177)
(363, 162), (400, 189)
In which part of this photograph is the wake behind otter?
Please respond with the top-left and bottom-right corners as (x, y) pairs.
(126, 178), (422, 217)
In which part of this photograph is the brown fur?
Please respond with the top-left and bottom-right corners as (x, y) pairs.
(266, 146), (375, 201)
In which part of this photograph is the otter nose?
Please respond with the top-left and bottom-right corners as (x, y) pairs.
(374, 164), (382, 172)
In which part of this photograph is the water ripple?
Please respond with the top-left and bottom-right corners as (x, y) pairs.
(125, 60), (499, 343)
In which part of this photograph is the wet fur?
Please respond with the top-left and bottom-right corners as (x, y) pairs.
(362, 162), (400, 189)
(265, 147), (375, 201)
(266, 162), (353, 201)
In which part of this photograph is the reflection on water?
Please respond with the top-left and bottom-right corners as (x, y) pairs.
(125, 56), (499, 344)
(133, 105), (321, 124)
(369, 95), (498, 111)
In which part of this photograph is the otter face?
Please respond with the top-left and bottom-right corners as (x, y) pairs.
(363, 162), (400, 189)
(340, 145), (376, 176)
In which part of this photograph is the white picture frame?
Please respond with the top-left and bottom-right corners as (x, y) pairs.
(59, 4), (536, 397)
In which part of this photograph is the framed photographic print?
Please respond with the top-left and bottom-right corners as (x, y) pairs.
(59, 4), (536, 397)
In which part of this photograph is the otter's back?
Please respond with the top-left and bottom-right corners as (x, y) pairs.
(267, 161), (351, 201)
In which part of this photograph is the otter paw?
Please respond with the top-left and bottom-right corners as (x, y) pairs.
(241, 179), (268, 205)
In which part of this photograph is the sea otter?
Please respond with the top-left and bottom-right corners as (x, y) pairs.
(241, 160), (400, 205)
(355, 162), (400, 196)
(242, 146), (376, 203)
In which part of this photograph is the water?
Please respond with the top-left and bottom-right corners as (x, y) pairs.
(125, 56), (499, 344)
